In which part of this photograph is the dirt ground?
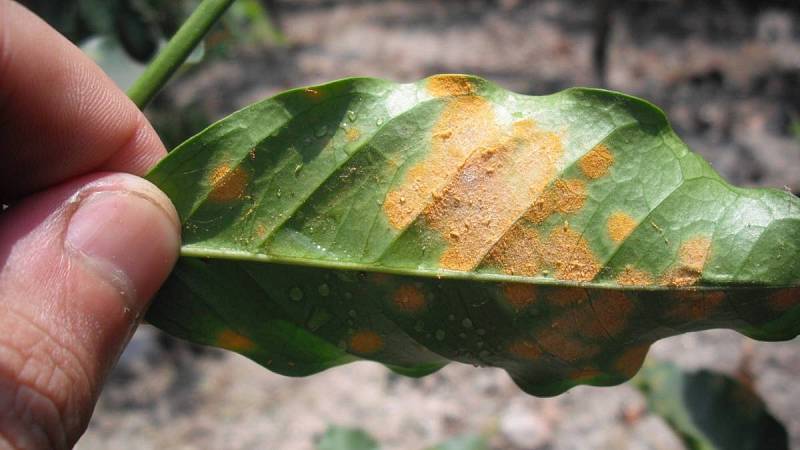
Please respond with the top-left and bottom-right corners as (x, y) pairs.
(77, 1), (800, 449)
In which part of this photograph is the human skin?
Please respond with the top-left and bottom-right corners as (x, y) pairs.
(0, 1), (181, 448)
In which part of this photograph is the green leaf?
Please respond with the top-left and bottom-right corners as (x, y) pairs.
(316, 426), (379, 450)
(145, 75), (800, 396)
(634, 361), (788, 450)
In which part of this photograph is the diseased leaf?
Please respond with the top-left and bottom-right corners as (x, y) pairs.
(146, 75), (800, 396)
(634, 361), (788, 450)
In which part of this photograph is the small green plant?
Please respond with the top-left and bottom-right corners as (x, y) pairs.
(124, 0), (798, 398)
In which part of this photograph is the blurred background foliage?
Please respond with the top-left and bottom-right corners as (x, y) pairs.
(21, 0), (285, 148)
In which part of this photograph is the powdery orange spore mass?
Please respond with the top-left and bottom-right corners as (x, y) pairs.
(540, 226), (601, 282)
(217, 330), (256, 352)
(525, 179), (587, 224)
(349, 330), (384, 354)
(383, 96), (499, 230)
(662, 237), (712, 287)
(426, 74), (475, 97)
(425, 119), (564, 271)
(345, 127), (361, 142)
(486, 225), (542, 276)
(208, 164), (248, 202)
(616, 265), (653, 286)
(607, 212), (637, 243)
(393, 284), (426, 312)
(579, 143), (614, 179)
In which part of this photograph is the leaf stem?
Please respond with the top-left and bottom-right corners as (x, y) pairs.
(127, 0), (236, 109)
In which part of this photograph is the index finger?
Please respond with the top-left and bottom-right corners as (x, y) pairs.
(0, 0), (166, 201)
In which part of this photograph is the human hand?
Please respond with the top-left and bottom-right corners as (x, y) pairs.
(0, 1), (180, 448)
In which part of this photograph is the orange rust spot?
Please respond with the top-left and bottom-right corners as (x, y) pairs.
(540, 226), (601, 282)
(569, 367), (603, 380)
(667, 290), (726, 321)
(393, 284), (426, 312)
(217, 330), (256, 352)
(486, 224), (541, 276)
(562, 305), (609, 339)
(345, 127), (361, 142)
(613, 343), (650, 377)
(547, 288), (589, 308)
(537, 327), (600, 362)
(579, 143), (614, 179)
(208, 164), (248, 202)
(590, 290), (633, 336)
(525, 179), (587, 224)
(427, 119), (564, 271)
(426, 74), (475, 97)
(384, 96), (500, 230)
(508, 339), (543, 361)
(616, 266), (653, 286)
(768, 288), (799, 312)
(501, 283), (538, 311)
(349, 330), (384, 354)
(607, 212), (637, 243)
(662, 237), (712, 287)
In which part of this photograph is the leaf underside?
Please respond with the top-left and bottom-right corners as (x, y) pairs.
(146, 75), (800, 396)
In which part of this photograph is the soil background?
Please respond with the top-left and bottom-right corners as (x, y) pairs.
(71, 1), (800, 449)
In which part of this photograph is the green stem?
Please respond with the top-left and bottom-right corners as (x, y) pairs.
(127, 0), (236, 109)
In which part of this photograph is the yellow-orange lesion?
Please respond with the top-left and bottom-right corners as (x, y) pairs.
(535, 326), (601, 362)
(208, 164), (249, 202)
(217, 329), (256, 352)
(345, 126), (361, 142)
(579, 143), (614, 179)
(662, 237), (712, 287)
(616, 265), (653, 286)
(539, 226), (601, 282)
(384, 84), (621, 282)
(426, 74), (475, 97)
(486, 225), (542, 277)
(349, 330), (384, 354)
(607, 211), (637, 243)
(393, 284), (426, 312)
(383, 95), (500, 231)
(427, 120), (564, 271)
(525, 179), (587, 224)
(588, 290), (633, 336)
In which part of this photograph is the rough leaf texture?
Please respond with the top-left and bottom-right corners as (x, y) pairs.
(146, 75), (800, 396)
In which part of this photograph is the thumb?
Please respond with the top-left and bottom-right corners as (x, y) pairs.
(0, 172), (180, 449)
